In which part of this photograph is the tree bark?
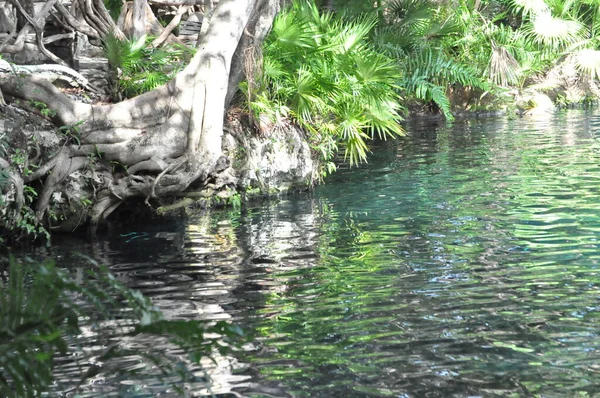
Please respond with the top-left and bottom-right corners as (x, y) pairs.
(151, 5), (189, 47)
(1, 0), (275, 225)
(16, 0), (33, 31)
(132, 0), (148, 40)
(225, 0), (281, 108)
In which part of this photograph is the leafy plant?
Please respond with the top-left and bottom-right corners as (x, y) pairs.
(58, 121), (85, 146)
(249, 0), (404, 167)
(400, 48), (488, 119)
(227, 192), (242, 209)
(28, 100), (57, 118)
(103, 33), (193, 100)
(522, 11), (586, 49)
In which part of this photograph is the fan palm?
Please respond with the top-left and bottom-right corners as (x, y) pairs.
(252, 0), (404, 166)
(523, 11), (587, 49)
(103, 33), (193, 99)
(507, 0), (550, 18)
(489, 40), (521, 86)
(573, 48), (600, 80)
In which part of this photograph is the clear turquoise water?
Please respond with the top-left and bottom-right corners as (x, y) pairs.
(55, 111), (600, 397)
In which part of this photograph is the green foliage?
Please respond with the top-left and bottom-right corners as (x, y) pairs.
(367, 0), (489, 118)
(58, 121), (85, 147)
(249, 0), (404, 167)
(0, 256), (243, 397)
(103, 33), (193, 100)
(0, 139), (49, 241)
(400, 49), (488, 119)
(104, 0), (123, 21)
(227, 192), (242, 210)
(364, 0), (600, 115)
(28, 100), (57, 118)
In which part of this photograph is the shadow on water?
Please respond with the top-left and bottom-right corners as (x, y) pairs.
(51, 110), (600, 397)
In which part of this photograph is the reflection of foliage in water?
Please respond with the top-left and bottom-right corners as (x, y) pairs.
(26, 112), (600, 397)
(243, 113), (600, 397)
(0, 256), (243, 397)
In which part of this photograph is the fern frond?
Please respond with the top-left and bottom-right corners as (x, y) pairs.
(403, 75), (453, 120)
(404, 48), (487, 89)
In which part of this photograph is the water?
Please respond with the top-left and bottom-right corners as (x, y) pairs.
(53, 110), (600, 397)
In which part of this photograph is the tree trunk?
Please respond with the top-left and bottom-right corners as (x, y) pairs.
(1, 0), (276, 226)
(132, 0), (148, 40)
(225, 0), (281, 108)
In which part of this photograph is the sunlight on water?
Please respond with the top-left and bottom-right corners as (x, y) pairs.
(54, 110), (600, 397)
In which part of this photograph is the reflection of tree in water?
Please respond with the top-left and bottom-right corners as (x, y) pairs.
(51, 197), (324, 396)
(46, 113), (600, 396)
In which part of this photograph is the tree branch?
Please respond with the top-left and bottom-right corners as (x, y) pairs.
(52, 2), (101, 39)
(6, 0), (65, 66)
(2, 0), (59, 54)
(151, 5), (189, 48)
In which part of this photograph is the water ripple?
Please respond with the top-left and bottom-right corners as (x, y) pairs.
(49, 110), (600, 397)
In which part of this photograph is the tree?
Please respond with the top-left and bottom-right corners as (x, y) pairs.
(0, 0), (282, 229)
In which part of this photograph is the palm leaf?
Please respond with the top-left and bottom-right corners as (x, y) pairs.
(352, 51), (402, 86)
(269, 10), (315, 53)
(524, 11), (587, 49)
(364, 98), (405, 140)
(489, 40), (521, 86)
(507, 0), (550, 17)
(334, 103), (371, 165)
(291, 67), (326, 122)
(573, 48), (600, 80)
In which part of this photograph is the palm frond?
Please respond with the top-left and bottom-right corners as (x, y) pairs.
(334, 103), (371, 165)
(489, 40), (521, 86)
(364, 98), (405, 140)
(524, 11), (587, 49)
(291, 67), (326, 123)
(387, 0), (432, 24)
(269, 9), (315, 54)
(573, 48), (600, 80)
(352, 51), (401, 85)
(328, 16), (377, 54)
(507, 0), (550, 18)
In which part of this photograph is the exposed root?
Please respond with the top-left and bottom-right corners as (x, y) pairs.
(0, 157), (24, 216)
(157, 197), (196, 214)
(0, 0), (275, 233)
(34, 155), (88, 221)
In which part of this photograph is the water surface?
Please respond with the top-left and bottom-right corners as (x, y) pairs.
(55, 111), (600, 397)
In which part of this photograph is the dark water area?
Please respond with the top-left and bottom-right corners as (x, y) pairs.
(52, 110), (600, 397)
